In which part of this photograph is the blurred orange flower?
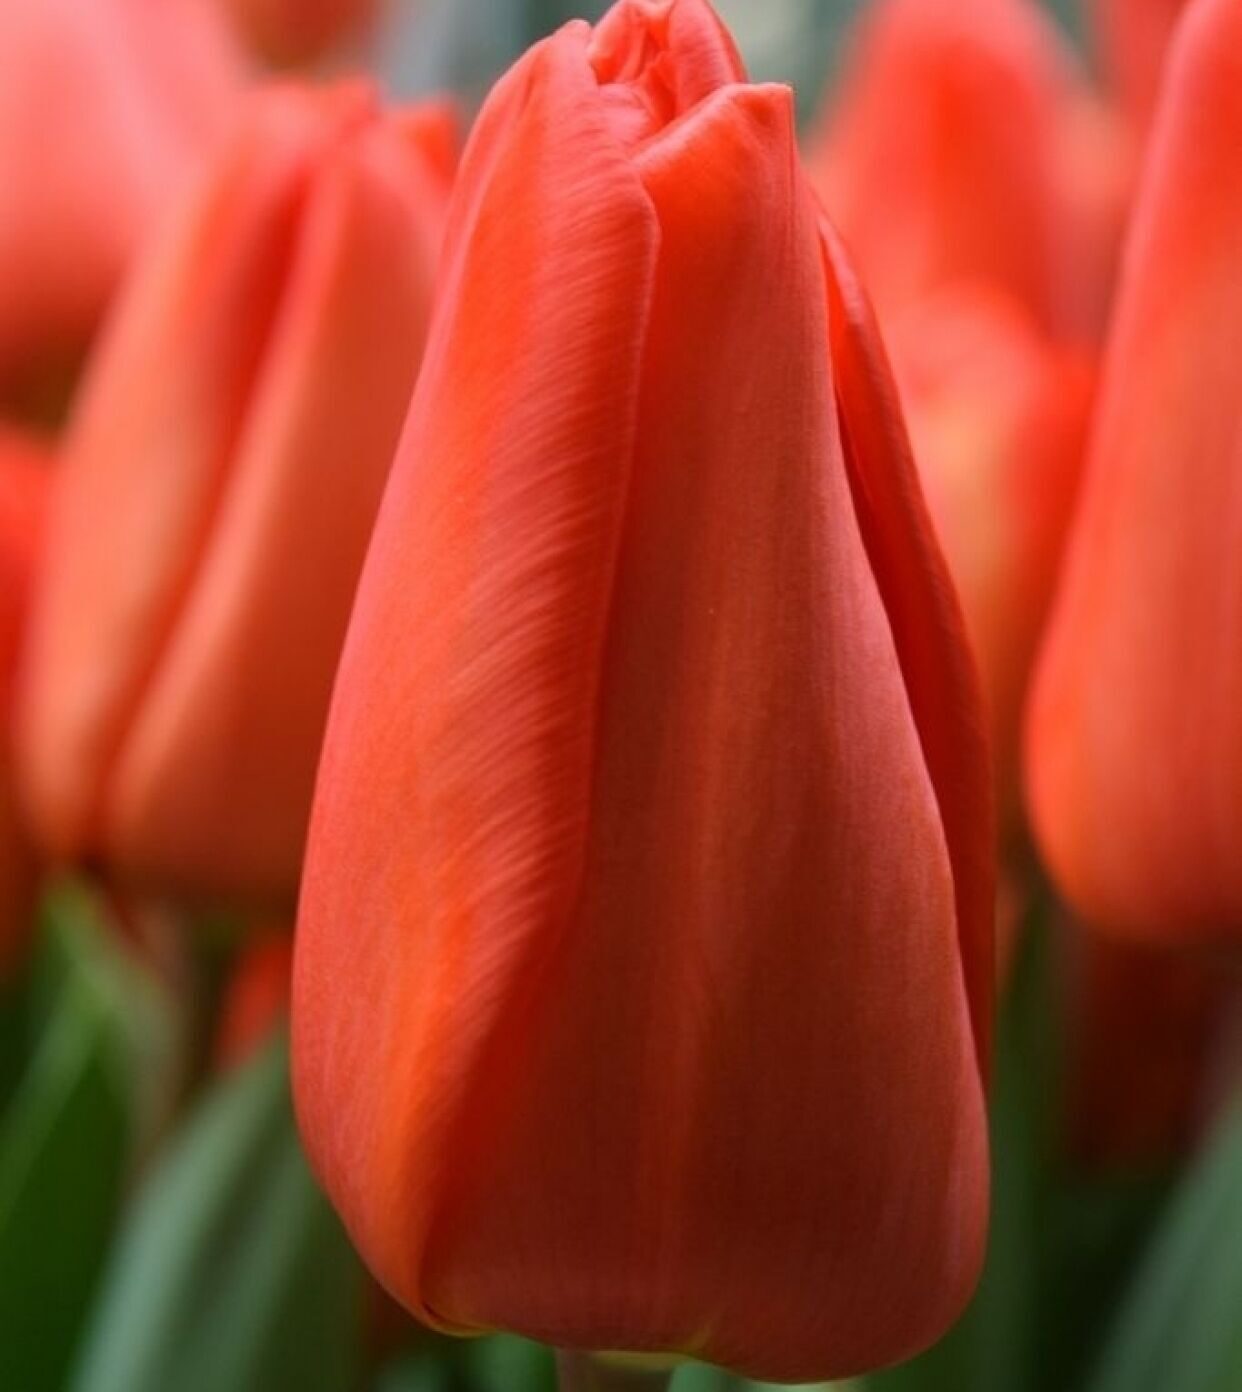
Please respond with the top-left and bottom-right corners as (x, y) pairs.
(890, 285), (1094, 825)
(221, 0), (380, 67)
(1026, 0), (1242, 942)
(18, 84), (456, 910)
(0, 429), (49, 976)
(1089, 0), (1190, 131)
(807, 0), (1132, 343)
(0, 0), (245, 420)
(1065, 924), (1237, 1168)
(293, 1), (993, 1381)
(214, 929), (294, 1070)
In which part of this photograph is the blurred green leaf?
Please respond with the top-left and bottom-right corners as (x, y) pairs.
(0, 883), (178, 1392)
(1085, 1100), (1242, 1392)
(1040, 1170), (1173, 1390)
(0, 978), (129, 1391)
(462, 1334), (557, 1392)
(42, 882), (181, 1149)
(671, 1362), (855, 1391)
(375, 1350), (456, 1392)
(71, 1038), (365, 1392)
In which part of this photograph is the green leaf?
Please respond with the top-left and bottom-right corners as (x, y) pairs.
(41, 882), (181, 1149)
(1085, 1100), (1242, 1392)
(0, 881), (177, 1392)
(70, 1038), (365, 1392)
(461, 1334), (557, 1392)
(374, 1352), (455, 1392)
(0, 983), (129, 1392)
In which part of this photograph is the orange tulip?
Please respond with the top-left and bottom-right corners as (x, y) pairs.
(1089, 0), (1189, 131)
(1064, 924), (1235, 1168)
(807, 0), (1131, 342)
(1026, 0), (1242, 942)
(889, 286), (1093, 823)
(293, 1), (993, 1380)
(0, 430), (49, 976)
(221, 0), (379, 67)
(0, 0), (244, 419)
(214, 929), (294, 1070)
(17, 84), (456, 908)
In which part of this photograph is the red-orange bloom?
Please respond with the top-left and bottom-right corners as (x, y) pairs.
(1063, 923), (1236, 1169)
(889, 285), (1093, 824)
(0, 0), (244, 417)
(293, 1), (993, 1380)
(1089, 0), (1190, 131)
(0, 430), (49, 977)
(806, 0), (1131, 342)
(221, 0), (379, 66)
(214, 929), (294, 1071)
(1025, 0), (1242, 942)
(17, 85), (456, 909)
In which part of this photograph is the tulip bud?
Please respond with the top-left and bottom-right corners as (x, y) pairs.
(1089, 0), (1189, 131)
(17, 85), (457, 908)
(889, 286), (1094, 825)
(0, 430), (49, 976)
(1025, 0), (1242, 942)
(292, 1), (993, 1381)
(221, 0), (380, 67)
(807, 0), (1131, 342)
(0, 0), (245, 419)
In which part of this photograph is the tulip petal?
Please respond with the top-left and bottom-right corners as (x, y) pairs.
(293, 16), (662, 1321)
(819, 221), (995, 1077)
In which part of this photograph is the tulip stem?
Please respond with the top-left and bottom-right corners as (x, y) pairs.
(555, 1351), (675, 1392)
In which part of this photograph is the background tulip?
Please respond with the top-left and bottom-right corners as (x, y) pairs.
(889, 286), (1093, 825)
(0, 0), (244, 423)
(1064, 925), (1236, 1169)
(220, 0), (381, 67)
(1025, 0), (1242, 942)
(17, 84), (456, 909)
(293, 0), (993, 1381)
(807, 0), (1131, 343)
(1088, 0), (1189, 132)
(0, 430), (49, 977)
(213, 929), (294, 1071)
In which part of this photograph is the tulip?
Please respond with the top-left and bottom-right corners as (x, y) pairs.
(293, 1), (993, 1381)
(0, 429), (49, 976)
(806, 0), (1131, 342)
(889, 285), (1093, 825)
(17, 84), (456, 908)
(0, 0), (244, 420)
(1089, 0), (1189, 131)
(1025, 0), (1242, 942)
(214, 929), (294, 1070)
(1064, 924), (1235, 1168)
(220, 0), (379, 67)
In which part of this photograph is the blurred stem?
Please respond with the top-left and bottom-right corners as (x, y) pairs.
(556, 1351), (675, 1392)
